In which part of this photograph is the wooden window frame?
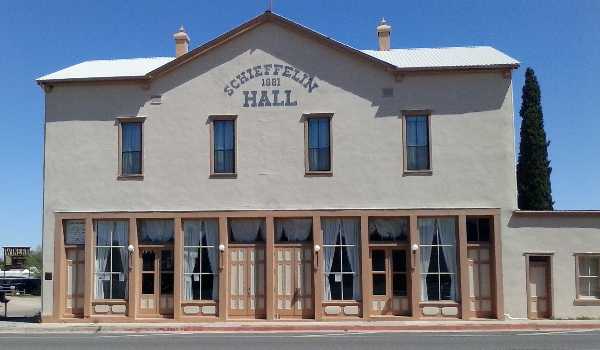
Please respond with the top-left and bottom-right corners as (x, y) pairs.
(209, 115), (237, 178)
(182, 219), (220, 302)
(574, 253), (600, 305)
(117, 116), (146, 181)
(402, 110), (432, 176)
(304, 113), (333, 177)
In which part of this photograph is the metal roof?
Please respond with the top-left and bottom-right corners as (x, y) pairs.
(36, 57), (174, 83)
(362, 46), (519, 71)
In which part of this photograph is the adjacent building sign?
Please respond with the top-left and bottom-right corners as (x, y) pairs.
(3, 246), (31, 270)
(223, 63), (320, 107)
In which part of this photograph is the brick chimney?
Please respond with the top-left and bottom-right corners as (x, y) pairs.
(173, 26), (190, 58)
(377, 18), (391, 51)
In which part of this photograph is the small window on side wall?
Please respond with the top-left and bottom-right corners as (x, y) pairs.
(305, 114), (332, 174)
(211, 117), (236, 176)
(404, 114), (430, 173)
(118, 117), (144, 178)
(577, 255), (600, 299)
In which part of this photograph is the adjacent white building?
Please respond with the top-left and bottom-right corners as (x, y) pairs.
(36, 11), (600, 323)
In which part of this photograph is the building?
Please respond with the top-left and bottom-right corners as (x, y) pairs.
(36, 12), (600, 323)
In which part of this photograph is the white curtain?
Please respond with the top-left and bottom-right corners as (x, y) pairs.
(322, 218), (340, 299)
(341, 218), (360, 300)
(438, 218), (458, 301)
(204, 220), (219, 299)
(138, 219), (174, 244)
(368, 218), (408, 241)
(229, 219), (265, 243)
(419, 218), (436, 301)
(275, 218), (312, 242)
(95, 249), (109, 299)
(183, 248), (199, 300)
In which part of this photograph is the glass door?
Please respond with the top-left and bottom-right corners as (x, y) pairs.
(370, 248), (410, 316)
(140, 250), (157, 315)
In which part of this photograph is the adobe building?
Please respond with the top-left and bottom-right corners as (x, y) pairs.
(36, 12), (600, 322)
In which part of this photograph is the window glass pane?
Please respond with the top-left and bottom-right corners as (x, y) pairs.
(201, 248), (213, 273)
(111, 277), (127, 299)
(406, 116), (429, 171)
(96, 247), (111, 273)
(142, 274), (154, 294)
(111, 247), (126, 272)
(142, 251), (155, 271)
(467, 218), (478, 242)
(96, 221), (113, 246)
(425, 274), (440, 301)
(214, 120), (235, 173)
(200, 274), (216, 300)
(95, 273), (111, 299)
(161, 250), (174, 272)
(427, 246), (439, 273)
(121, 122), (142, 175)
(137, 219), (174, 245)
(342, 274), (354, 300)
(341, 246), (355, 273)
(330, 247), (341, 273)
(318, 119), (330, 147)
(372, 274), (386, 295)
(275, 218), (313, 243)
(327, 274), (342, 300)
(184, 219), (219, 246)
(161, 273), (173, 295)
(478, 218), (491, 242)
(64, 220), (85, 245)
(229, 219), (265, 243)
(440, 274), (453, 300)
(371, 250), (386, 272)
(392, 250), (406, 273)
(580, 257), (599, 276)
(307, 118), (331, 172)
(393, 274), (407, 296)
(579, 277), (599, 298)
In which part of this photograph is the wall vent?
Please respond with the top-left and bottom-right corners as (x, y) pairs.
(150, 95), (162, 105)
(382, 88), (394, 98)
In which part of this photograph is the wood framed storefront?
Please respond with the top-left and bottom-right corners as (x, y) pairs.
(49, 208), (503, 322)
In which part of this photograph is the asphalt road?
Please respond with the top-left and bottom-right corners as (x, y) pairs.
(0, 330), (598, 350)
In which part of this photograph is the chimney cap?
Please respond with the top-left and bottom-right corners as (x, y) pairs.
(377, 18), (391, 33)
(174, 25), (190, 42)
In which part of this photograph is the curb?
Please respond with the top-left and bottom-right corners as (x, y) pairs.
(2, 322), (600, 334)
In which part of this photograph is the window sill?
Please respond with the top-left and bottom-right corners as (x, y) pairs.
(92, 299), (128, 304)
(210, 173), (237, 179)
(117, 175), (144, 181)
(403, 170), (433, 177)
(305, 171), (333, 177)
(419, 301), (459, 306)
(574, 298), (600, 306)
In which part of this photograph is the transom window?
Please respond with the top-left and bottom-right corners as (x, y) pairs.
(94, 220), (128, 300)
(368, 218), (408, 243)
(419, 217), (458, 301)
(577, 255), (600, 299)
(405, 115), (430, 171)
(120, 121), (143, 176)
(183, 219), (219, 301)
(212, 118), (236, 174)
(322, 218), (360, 301)
(306, 116), (331, 173)
(467, 217), (491, 243)
(64, 219), (85, 245)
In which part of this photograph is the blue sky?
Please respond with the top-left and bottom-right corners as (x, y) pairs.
(1, 1), (599, 248)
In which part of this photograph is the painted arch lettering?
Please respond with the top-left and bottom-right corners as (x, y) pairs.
(223, 63), (319, 108)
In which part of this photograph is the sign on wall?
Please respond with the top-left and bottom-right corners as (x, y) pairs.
(223, 63), (320, 107)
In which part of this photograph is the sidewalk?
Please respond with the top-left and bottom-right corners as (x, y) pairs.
(2, 319), (600, 334)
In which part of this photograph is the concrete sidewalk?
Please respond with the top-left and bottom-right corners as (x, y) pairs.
(2, 319), (600, 334)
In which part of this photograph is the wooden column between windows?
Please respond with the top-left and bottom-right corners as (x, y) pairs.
(173, 216), (183, 320)
(218, 216), (228, 320)
(458, 214), (471, 320)
(265, 216), (275, 320)
(128, 217), (139, 320)
(312, 215), (323, 320)
(83, 217), (94, 318)
(409, 215), (420, 319)
(492, 213), (504, 320)
(360, 215), (371, 319)
(53, 218), (65, 320)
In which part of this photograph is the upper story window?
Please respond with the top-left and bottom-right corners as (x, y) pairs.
(577, 255), (600, 299)
(211, 117), (236, 175)
(118, 118), (144, 178)
(404, 114), (431, 172)
(305, 115), (332, 174)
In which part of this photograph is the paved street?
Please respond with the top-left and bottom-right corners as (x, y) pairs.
(1, 330), (599, 350)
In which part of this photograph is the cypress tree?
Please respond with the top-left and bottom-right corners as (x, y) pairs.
(516, 68), (554, 210)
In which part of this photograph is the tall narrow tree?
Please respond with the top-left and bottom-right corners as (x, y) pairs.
(517, 68), (554, 210)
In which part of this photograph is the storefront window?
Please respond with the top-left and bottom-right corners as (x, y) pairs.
(183, 219), (219, 301)
(419, 217), (458, 301)
(94, 220), (128, 300)
(322, 218), (360, 301)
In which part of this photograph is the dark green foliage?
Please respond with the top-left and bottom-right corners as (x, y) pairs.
(517, 68), (554, 210)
